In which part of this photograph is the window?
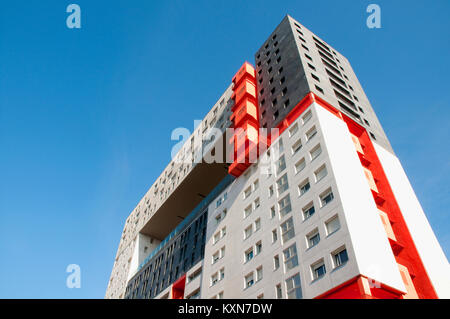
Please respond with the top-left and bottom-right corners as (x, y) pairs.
(256, 241), (262, 255)
(283, 244), (299, 270)
(298, 179), (311, 196)
(245, 248), (254, 263)
(244, 186), (252, 199)
(245, 273), (254, 288)
(306, 126), (317, 141)
(276, 284), (282, 299)
(211, 273), (218, 286)
(269, 185), (274, 197)
(307, 229), (320, 248)
(286, 274), (302, 299)
(291, 139), (302, 154)
(272, 229), (278, 243)
(270, 206), (276, 219)
(310, 144), (322, 160)
(244, 225), (253, 239)
(312, 260), (326, 280)
(315, 85), (324, 94)
(289, 123), (299, 137)
(311, 73), (320, 82)
(255, 218), (261, 231)
(320, 188), (334, 207)
(325, 215), (340, 235)
(276, 174), (289, 195)
(254, 198), (260, 210)
(332, 247), (349, 268)
(314, 165), (327, 182)
(212, 251), (220, 264)
(244, 205), (252, 218)
(307, 63), (316, 71)
(278, 195), (292, 217)
(219, 268), (225, 280)
(305, 53), (313, 61)
(302, 110), (312, 124)
(302, 202), (315, 220)
(256, 266), (263, 282)
(217, 291), (224, 299)
(295, 158), (306, 174)
(274, 255), (280, 270)
(280, 217), (295, 243)
(253, 179), (259, 191)
(276, 155), (286, 174)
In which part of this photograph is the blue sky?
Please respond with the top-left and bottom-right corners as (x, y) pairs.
(0, 0), (448, 298)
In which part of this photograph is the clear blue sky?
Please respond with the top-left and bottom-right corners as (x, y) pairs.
(0, 0), (448, 298)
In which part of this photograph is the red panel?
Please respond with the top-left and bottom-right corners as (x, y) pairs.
(171, 274), (186, 299)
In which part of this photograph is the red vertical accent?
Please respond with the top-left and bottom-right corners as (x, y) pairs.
(171, 274), (186, 299)
(228, 62), (260, 177)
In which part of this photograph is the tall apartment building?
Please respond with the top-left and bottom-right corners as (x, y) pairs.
(105, 15), (450, 299)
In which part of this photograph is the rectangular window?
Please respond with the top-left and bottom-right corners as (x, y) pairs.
(298, 179), (311, 196)
(283, 244), (299, 271)
(254, 197), (260, 210)
(302, 110), (312, 124)
(245, 248), (254, 263)
(270, 206), (276, 219)
(244, 205), (252, 218)
(291, 139), (302, 154)
(269, 185), (274, 197)
(276, 155), (286, 174)
(286, 273), (302, 299)
(276, 174), (289, 195)
(312, 260), (326, 280)
(325, 215), (340, 235)
(243, 186), (251, 199)
(272, 229), (278, 243)
(320, 188), (334, 207)
(211, 273), (218, 286)
(256, 241), (262, 255)
(274, 255), (280, 270)
(256, 266), (263, 281)
(333, 247), (349, 268)
(276, 284), (282, 299)
(314, 165), (327, 182)
(310, 144), (322, 160)
(289, 123), (299, 137)
(244, 225), (253, 239)
(307, 229), (320, 248)
(306, 126), (317, 141)
(278, 194), (292, 217)
(302, 202), (315, 220)
(295, 158), (306, 174)
(255, 218), (261, 231)
(245, 273), (254, 288)
(280, 217), (295, 243)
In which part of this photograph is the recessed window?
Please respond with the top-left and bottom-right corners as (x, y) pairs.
(308, 63), (316, 71)
(276, 155), (286, 174)
(301, 44), (309, 51)
(305, 126), (317, 141)
(272, 229), (278, 243)
(305, 53), (313, 61)
(291, 139), (302, 155)
(311, 260), (326, 280)
(298, 178), (311, 196)
(278, 67), (284, 74)
(277, 56), (282, 64)
(256, 266), (263, 281)
(314, 165), (327, 182)
(280, 76), (285, 84)
(244, 205), (252, 218)
(302, 110), (312, 124)
(310, 144), (322, 161)
(276, 284), (283, 299)
(276, 174), (289, 195)
(332, 247), (349, 268)
(306, 229), (320, 248)
(295, 158), (306, 174)
(245, 248), (254, 263)
(270, 206), (276, 219)
(283, 244), (299, 270)
(245, 273), (254, 288)
(282, 87), (287, 96)
(315, 85), (324, 94)
(280, 217), (295, 243)
(274, 255), (280, 270)
(302, 202), (315, 220)
(278, 194), (292, 217)
(244, 225), (253, 239)
(320, 188), (334, 207)
(311, 73), (320, 82)
(255, 218), (261, 231)
(289, 123), (299, 137)
(286, 273), (302, 299)
(268, 185), (274, 197)
(325, 215), (340, 236)
(298, 35), (306, 43)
